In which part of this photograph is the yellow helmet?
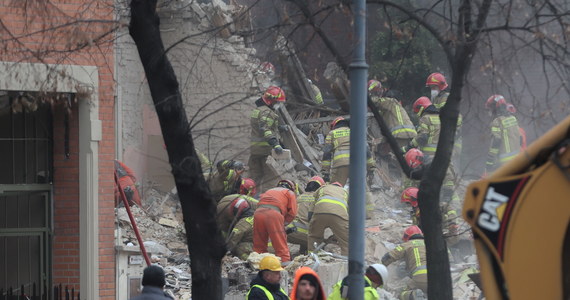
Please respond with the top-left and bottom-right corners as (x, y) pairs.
(259, 256), (283, 271)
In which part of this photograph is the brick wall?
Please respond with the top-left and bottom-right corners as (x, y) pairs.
(0, 1), (116, 298)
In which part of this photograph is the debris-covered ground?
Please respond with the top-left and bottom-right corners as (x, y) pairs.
(116, 170), (482, 299)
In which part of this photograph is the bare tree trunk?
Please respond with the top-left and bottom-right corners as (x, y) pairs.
(129, 0), (226, 299)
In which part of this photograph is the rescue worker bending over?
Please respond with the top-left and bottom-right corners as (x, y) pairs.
(322, 117), (375, 185)
(247, 256), (289, 300)
(485, 95), (522, 174)
(253, 180), (297, 262)
(382, 226), (427, 300)
(209, 159), (245, 201)
(249, 86), (287, 193)
(226, 200), (255, 260)
(328, 264), (389, 300)
(287, 176), (325, 254)
(308, 182), (349, 255)
(401, 187), (421, 227)
(114, 160), (142, 207)
(216, 178), (258, 236)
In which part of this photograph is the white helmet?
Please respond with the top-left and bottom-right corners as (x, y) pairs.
(371, 263), (389, 284)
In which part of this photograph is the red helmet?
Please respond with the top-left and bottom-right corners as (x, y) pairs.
(405, 148), (424, 168)
(485, 95), (507, 110)
(231, 197), (251, 217)
(425, 72), (448, 90)
(331, 182), (343, 187)
(330, 116), (346, 130)
(401, 187), (419, 207)
(413, 97), (432, 116)
(403, 225), (423, 242)
(277, 179), (296, 191)
(262, 86), (286, 106)
(368, 79), (382, 93)
(309, 176), (325, 187)
(260, 62), (275, 74)
(239, 178), (256, 196)
(506, 103), (517, 114)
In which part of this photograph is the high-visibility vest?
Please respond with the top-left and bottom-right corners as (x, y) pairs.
(246, 284), (288, 300)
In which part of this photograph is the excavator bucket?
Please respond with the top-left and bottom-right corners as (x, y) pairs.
(463, 115), (570, 300)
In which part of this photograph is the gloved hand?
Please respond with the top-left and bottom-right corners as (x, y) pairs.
(322, 173), (330, 183)
(273, 145), (284, 154)
(278, 124), (289, 132)
(285, 226), (297, 234)
(401, 145), (411, 153)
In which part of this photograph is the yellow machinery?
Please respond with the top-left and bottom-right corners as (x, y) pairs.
(463, 115), (570, 299)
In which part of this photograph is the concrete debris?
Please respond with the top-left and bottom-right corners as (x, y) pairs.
(158, 217), (179, 228)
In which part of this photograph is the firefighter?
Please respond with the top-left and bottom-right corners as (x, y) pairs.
(308, 79), (324, 105)
(249, 86), (287, 193)
(209, 159), (245, 201)
(328, 264), (389, 300)
(307, 182), (349, 255)
(368, 79), (417, 148)
(506, 103), (527, 150)
(485, 95), (522, 173)
(246, 256), (289, 300)
(286, 176), (325, 254)
(114, 160), (142, 207)
(382, 226), (428, 300)
(226, 200), (255, 260)
(401, 187), (421, 227)
(322, 117), (375, 185)
(408, 97), (440, 159)
(253, 180), (297, 263)
(216, 178), (258, 236)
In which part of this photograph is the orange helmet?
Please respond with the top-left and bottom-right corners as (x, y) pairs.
(506, 103), (516, 114)
(262, 86), (286, 106)
(330, 116), (347, 130)
(277, 179), (296, 191)
(425, 72), (448, 90)
(239, 178), (256, 196)
(413, 97), (432, 116)
(401, 187), (419, 207)
(403, 225), (423, 242)
(309, 176), (325, 187)
(405, 148), (424, 168)
(485, 94), (507, 110)
(368, 79), (382, 93)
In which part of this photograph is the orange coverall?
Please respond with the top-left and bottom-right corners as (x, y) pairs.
(253, 187), (297, 262)
(114, 160), (142, 207)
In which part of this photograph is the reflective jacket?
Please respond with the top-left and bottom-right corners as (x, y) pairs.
(322, 126), (375, 174)
(382, 238), (427, 278)
(217, 194), (258, 234)
(486, 115), (521, 171)
(287, 192), (314, 235)
(209, 168), (241, 201)
(258, 187), (297, 224)
(290, 266), (326, 300)
(227, 216), (254, 256)
(310, 184), (349, 220)
(251, 102), (280, 156)
(433, 91), (449, 109)
(328, 275), (379, 300)
(410, 107), (441, 157)
(247, 272), (289, 300)
(370, 96), (417, 139)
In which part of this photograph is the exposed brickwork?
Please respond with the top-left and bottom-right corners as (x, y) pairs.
(0, 1), (116, 298)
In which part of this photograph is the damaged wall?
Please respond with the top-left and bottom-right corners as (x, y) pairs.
(116, 0), (269, 190)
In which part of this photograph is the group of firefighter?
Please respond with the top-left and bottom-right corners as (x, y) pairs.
(116, 70), (524, 299)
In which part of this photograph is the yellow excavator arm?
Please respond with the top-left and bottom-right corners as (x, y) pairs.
(463, 115), (570, 300)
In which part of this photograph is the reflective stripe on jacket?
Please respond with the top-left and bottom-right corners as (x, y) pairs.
(258, 187), (297, 224)
(411, 113), (440, 156)
(486, 115), (521, 169)
(251, 105), (280, 155)
(370, 96), (417, 139)
(322, 127), (351, 171)
(247, 284), (289, 300)
(382, 239), (427, 277)
(311, 184), (349, 220)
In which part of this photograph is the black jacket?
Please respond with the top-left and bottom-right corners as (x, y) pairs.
(246, 272), (289, 300)
(130, 286), (173, 300)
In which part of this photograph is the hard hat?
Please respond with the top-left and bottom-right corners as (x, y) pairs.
(330, 116), (347, 130)
(331, 182), (343, 187)
(403, 225), (423, 242)
(239, 178), (256, 196)
(413, 97), (432, 116)
(368, 79), (382, 93)
(405, 148), (424, 168)
(231, 197), (251, 217)
(370, 263), (389, 284)
(506, 103), (517, 114)
(277, 179), (296, 191)
(401, 187), (419, 207)
(425, 72), (448, 90)
(262, 86), (286, 106)
(485, 95), (507, 110)
(259, 256), (284, 271)
(309, 176), (325, 187)
(260, 62), (275, 74)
